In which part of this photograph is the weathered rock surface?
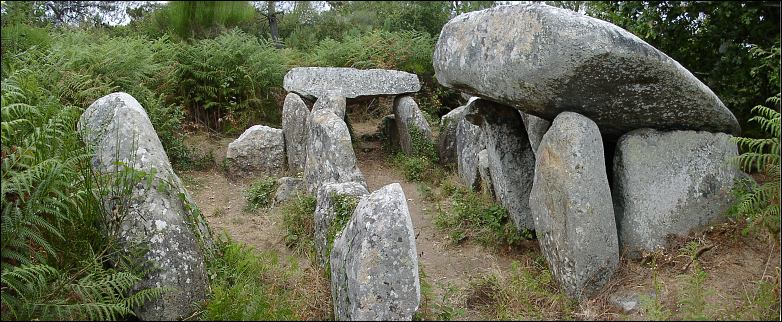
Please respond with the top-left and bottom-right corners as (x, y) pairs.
(330, 183), (420, 321)
(393, 95), (433, 155)
(612, 129), (739, 257)
(313, 92), (347, 119)
(226, 125), (285, 178)
(433, 3), (740, 138)
(284, 67), (421, 99)
(274, 177), (305, 204)
(314, 182), (368, 267)
(380, 114), (400, 151)
(529, 111), (619, 300)
(477, 149), (495, 198)
(78, 92), (212, 320)
(455, 117), (484, 190)
(438, 105), (467, 165)
(282, 93), (309, 173)
(304, 109), (366, 194)
(520, 112), (551, 156)
(467, 99), (536, 230)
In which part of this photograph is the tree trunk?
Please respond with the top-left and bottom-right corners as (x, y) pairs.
(266, 1), (282, 49)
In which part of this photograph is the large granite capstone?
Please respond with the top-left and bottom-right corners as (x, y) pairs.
(78, 92), (212, 320)
(284, 67), (421, 99)
(433, 3), (740, 138)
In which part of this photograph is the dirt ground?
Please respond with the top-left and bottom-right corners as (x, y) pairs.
(179, 115), (781, 321)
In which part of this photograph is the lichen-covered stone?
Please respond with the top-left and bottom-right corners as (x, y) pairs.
(304, 109), (366, 194)
(520, 112), (550, 156)
(455, 117), (484, 190)
(467, 99), (536, 230)
(274, 176), (305, 204)
(313, 92), (347, 119)
(282, 93), (309, 173)
(477, 149), (495, 198)
(284, 67), (421, 99)
(529, 111), (619, 300)
(226, 125), (285, 178)
(433, 3), (740, 139)
(393, 95), (433, 155)
(78, 92), (212, 320)
(613, 129), (739, 257)
(314, 182), (368, 267)
(330, 183), (420, 321)
(438, 97), (478, 165)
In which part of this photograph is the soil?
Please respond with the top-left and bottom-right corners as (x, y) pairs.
(179, 115), (781, 321)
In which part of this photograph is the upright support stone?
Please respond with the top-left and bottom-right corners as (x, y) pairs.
(393, 95), (433, 156)
(455, 117), (484, 190)
(313, 92), (347, 119)
(438, 97), (478, 165)
(520, 112), (551, 156)
(78, 92), (212, 320)
(314, 182), (369, 267)
(282, 93), (309, 173)
(529, 111), (619, 300)
(477, 149), (495, 198)
(613, 129), (740, 257)
(330, 183), (421, 321)
(467, 99), (536, 230)
(304, 108), (366, 194)
(379, 114), (400, 152)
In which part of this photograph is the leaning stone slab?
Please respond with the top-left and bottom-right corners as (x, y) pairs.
(284, 67), (421, 99)
(467, 99), (536, 230)
(226, 125), (285, 178)
(304, 109), (366, 193)
(78, 92), (212, 320)
(455, 117), (484, 190)
(330, 183), (420, 321)
(438, 97), (478, 165)
(314, 182), (368, 267)
(433, 3), (740, 138)
(282, 93), (309, 173)
(520, 112), (550, 156)
(612, 129), (739, 257)
(529, 111), (619, 300)
(394, 95), (433, 155)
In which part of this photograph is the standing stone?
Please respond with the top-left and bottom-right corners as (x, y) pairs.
(393, 95), (433, 156)
(226, 125), (285, 178)
(304, 109), (366, 194)
(529, 111), (619, 300)
(330, 183), (420, 321)
(314, 182), (369, 267)
(455, 118), (484, 190)
(78, 92), (212, 320)
(520, 112), (551, 156)
(613, 129), (739, 257)
(380, 114), (400, 151)
(433, 3), (740, 139)
(274, 176), (305, 204)
(466, 99), (536, 230)
(284, 67), (421, 100)
(477, 149), (495, 198)
(313, 92), (347, 119)
(438, 97), (478, 165)
(282, 93), (309, 173)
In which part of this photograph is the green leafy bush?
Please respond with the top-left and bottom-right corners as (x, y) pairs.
(730, 93), (781, 235)
(325, 194), (359, 260)
(244, 176), (278, 212)
(279, 194), (317, 255)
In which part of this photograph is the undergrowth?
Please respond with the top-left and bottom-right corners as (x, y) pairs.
(244, 176), (277, 212)
(279, 194), (317, 256)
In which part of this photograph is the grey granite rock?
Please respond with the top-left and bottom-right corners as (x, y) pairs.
(304, 109), (366, 194)
(282, 93), (310, 173)
(226, 125), (285, 178)
(284, 67), (421, 99)
(393, 95), (433, 156)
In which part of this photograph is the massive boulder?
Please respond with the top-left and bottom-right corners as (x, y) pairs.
(330, 183), (420, 321)
(455, 117), (484, 190)
(529, 111), (619, 300)
(78, 92), (212, 320)
(304, 109), (366, 193)
(282, 93), (310, 173)
(314, 182), (369, 267)
(613, 129), (740, 257)
(226, 125), (285, 178)
(466, 99), (536, 230)
(520, 112), (551, 156)
(393, 95), (433, 155)
(433, 3), (740, 139)
(284, 67), (421, 99)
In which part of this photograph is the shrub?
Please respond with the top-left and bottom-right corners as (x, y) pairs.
(730, 93), (781, 236)
(279, 194), (317, 256)
(244, 176), (278, 212)
(324, 194), (359, 261)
